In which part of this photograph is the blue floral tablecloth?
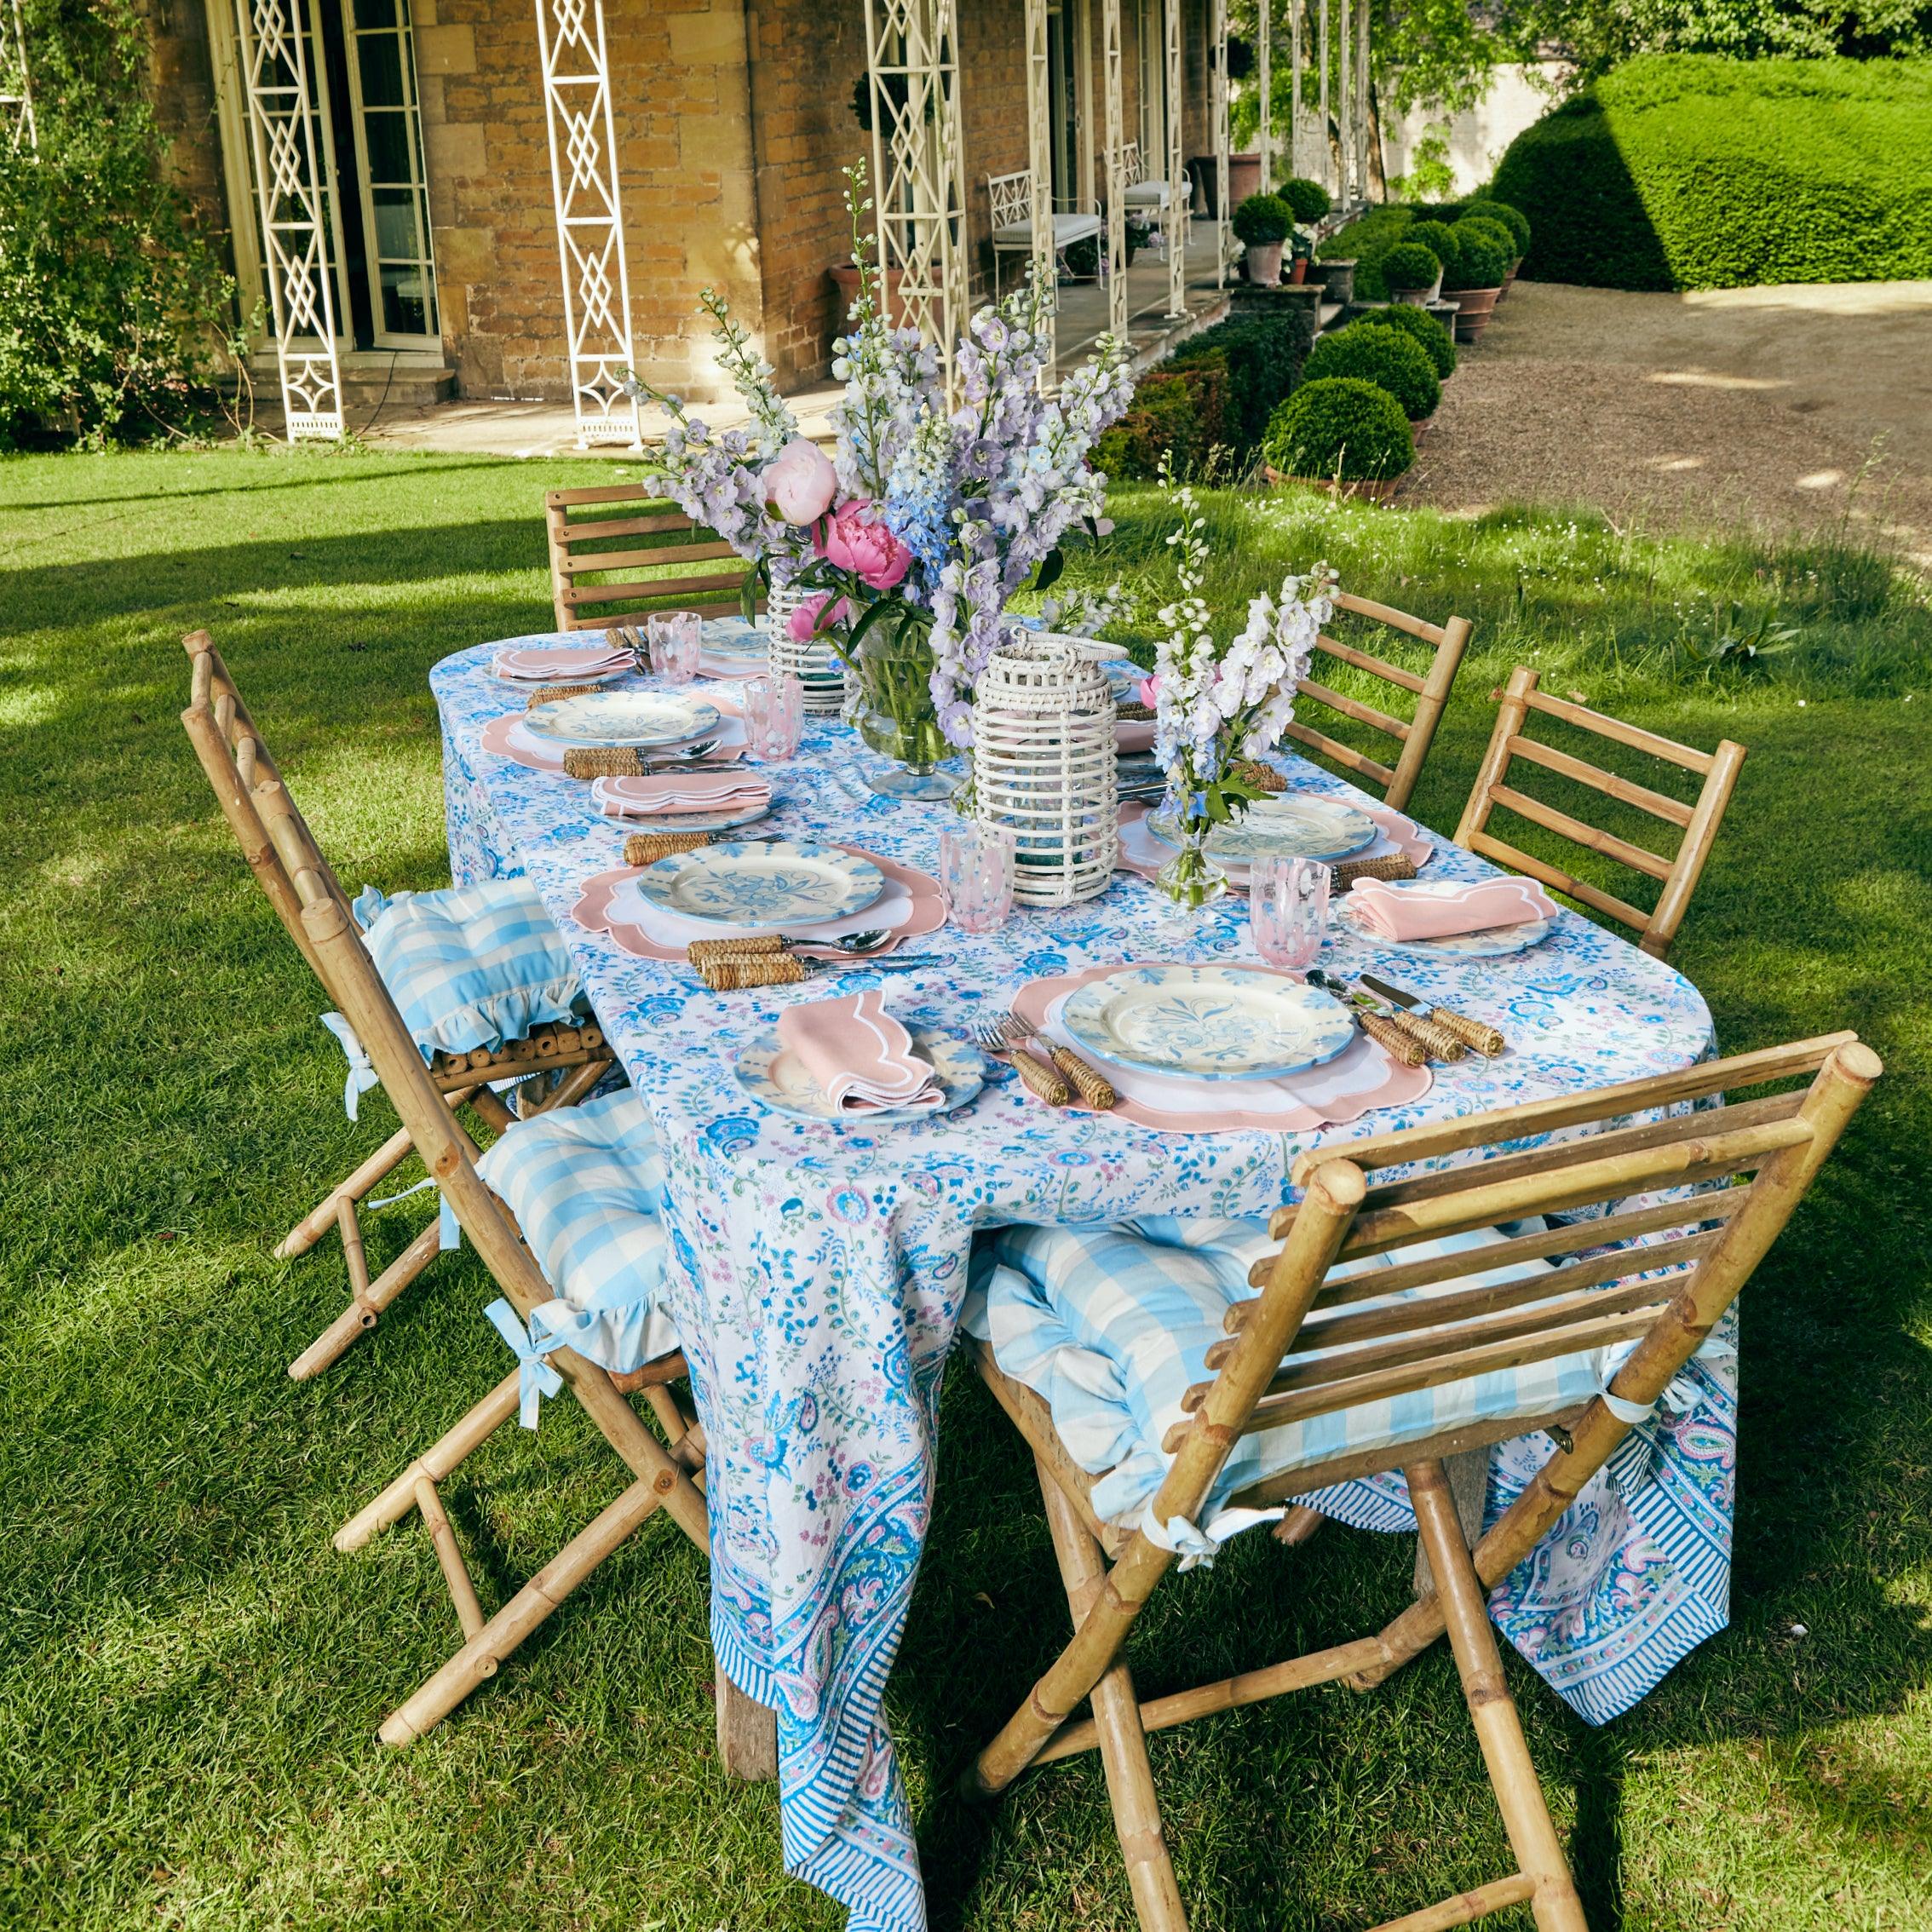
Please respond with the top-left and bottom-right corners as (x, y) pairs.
(433, 640), (1725, 1932)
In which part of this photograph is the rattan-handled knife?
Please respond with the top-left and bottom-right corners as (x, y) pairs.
(1360, 975), (1508, 1057)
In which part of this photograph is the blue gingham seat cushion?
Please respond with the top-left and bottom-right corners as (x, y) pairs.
(474, 1089), (681, 1373)
(963, 1214), (1605, 1540)
(351, 879), (586, 1062)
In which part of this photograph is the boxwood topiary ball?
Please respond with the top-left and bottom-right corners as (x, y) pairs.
(1262, 377), (1416, 481)
(1455, 214), (1519, 265)
(1354, 302), (1458, 379)
(1405, 221), (1463, 282)
(1279, 175), (1333, 225)
(1232, 192), (1294, 245)
(1444, 227), (1509, 290)
(1301, 323), (1441, 421)
(1463, 196), (1531, 255)
(1380, 240), (1442, 295)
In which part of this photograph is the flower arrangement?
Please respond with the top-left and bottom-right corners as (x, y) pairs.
(628, 165), (1136, 786)
(1143, 474), (1337, 905)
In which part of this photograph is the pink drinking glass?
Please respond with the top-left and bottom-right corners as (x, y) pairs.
(646, 609), (703, 683)
(939, 823), (1017, 936)
(741, 673), (805, 761)
(1249, 855), (1331, 969)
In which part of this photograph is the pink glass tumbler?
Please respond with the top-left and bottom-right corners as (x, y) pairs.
(1249, 855), (1331, 969)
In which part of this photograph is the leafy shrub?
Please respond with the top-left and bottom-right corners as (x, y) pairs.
(1316, 204), (1415, 300)
(1355, 302), (1458, 379)
(0, 0), (236, 445)
(1262, 377), (1415, 481)
(1301, 323), (1441, 421)
(1279, 176), (1332, 224)
(1171, 311), (1304, 452)
(1404, 221), (1463, 280)
(1492, 54), (1932, 290)
(1453, 214), (1519, 264)
(1443, 227), (1509, 290)
(1463, 196), (1532, 255)
(1232, 193), (1294, 245)
(1409, 201), (1469, 221)
(1380, 241), (1442, 293)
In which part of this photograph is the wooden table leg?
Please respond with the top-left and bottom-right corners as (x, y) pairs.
(716, 1658), (779, 1780)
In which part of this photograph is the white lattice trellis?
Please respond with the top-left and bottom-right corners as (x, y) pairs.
(1211, 0), (1229, 288)
(863, 0), (969, 393)
(233, 0), (343, 440)
(1024, 0), (1054, 372)
(2, 0), (32, 152)
(1101, 0), (1127, 338)
(1257, 0), (1270, 193)
(1164, 0), (1185, 319)
(536, 0), (640, 448)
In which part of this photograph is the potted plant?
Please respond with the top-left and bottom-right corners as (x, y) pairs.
(1454, 212), (1521, 297)
(1354, 302), (1458, 381)
(1403, 220), (1462, 297)
(1299, 321), (1441, 430)
(1463, 198), (1531, 290)
(1260, 377), (1414, 504)
(1279, 175), (1331, 286)
(1441, 227), (1509, 342)
(1380, 240), (1441, 307)
(1232, 192), (1293, 287)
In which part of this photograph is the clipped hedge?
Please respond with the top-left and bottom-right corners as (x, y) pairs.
(1492, 54), (1932, 290)
(1262, 377), (1414, 481)
(1317, 204), (1414, 302)
(1092, 308), (1305, 478)
(1301, 323), (1440, 422)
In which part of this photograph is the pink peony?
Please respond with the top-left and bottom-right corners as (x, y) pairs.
(1136, 675), (1161, 709)
(761, 437), (839, 526)
(816, 499), (912, 590)
(788, 590), (852, 641)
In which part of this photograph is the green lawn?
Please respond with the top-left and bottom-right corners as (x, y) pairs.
(3, 447), (1929, 1931)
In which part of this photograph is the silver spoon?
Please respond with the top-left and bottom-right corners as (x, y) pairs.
(637, 737), (722, 768)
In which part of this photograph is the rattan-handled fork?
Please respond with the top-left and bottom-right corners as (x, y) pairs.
(998, 1013), (1118, 1110)
(972, 1017), (1072, 1107)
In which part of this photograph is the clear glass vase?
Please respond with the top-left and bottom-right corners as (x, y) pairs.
(1153, 815), (1229, 910)
(848, 613), (958, 800)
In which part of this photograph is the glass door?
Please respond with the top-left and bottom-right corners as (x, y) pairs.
(337, 0), (439, 346)
(1046, 0), (1081, 210)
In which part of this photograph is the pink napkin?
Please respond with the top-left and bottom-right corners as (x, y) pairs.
(1348, 875), (1560, 940)
(775, 991), (944, 1114)
(493, 644), (630, 681)
(591, 772), (773, 817)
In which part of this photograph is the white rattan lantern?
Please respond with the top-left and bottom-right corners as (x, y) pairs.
(763, 584), (851, 715)
(971, 636), (1118, 906)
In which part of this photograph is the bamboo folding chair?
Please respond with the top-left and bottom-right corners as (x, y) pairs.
(1279, 591), (1472, 814)
(1455, 666), (1747, 960)
(246, 765), (710, 1743)
(964, 1033), (1878, 1931)
(180, 631), (615, 1379)
(546, 485), (758, 631)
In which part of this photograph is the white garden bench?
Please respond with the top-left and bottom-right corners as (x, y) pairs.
(986, 170), (1103, 296)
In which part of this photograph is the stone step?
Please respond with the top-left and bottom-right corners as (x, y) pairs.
(249, 357), (459, 416)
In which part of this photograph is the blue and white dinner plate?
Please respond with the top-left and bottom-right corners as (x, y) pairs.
(636, 838), (885, 927)
(1340, 897), (1553, 958)
(702, 617), (770, 660)
(522, 689), (721, 747)
(1061, 963), (1357, 1082)
(734, 1025), (986, 1123)
(1147, 793), (1378, 865)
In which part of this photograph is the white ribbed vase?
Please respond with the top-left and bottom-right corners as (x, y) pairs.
(763, 584), (851, 715)
(970, 637), (1118, 906)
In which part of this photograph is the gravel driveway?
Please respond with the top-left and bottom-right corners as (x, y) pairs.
(1400, 280), (1932, 569)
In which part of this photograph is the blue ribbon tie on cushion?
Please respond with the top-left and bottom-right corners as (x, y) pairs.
(485, 1297), (564, 1429)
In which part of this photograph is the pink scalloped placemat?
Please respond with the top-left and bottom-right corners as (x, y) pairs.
(1010, 961), (1431, 1133)
(572, 847), (946, 963)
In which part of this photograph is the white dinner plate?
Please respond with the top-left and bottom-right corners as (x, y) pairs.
(635, 839), (885, 927)
(522, 690), (722, 747)
(617, 793), (780, 835)
(1147, 793), (1378, 865)
(733, 1025), (986, 1123)
(1061, 964), (1357, 1082)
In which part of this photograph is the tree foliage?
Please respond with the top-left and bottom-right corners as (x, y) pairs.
(0, 0), (236, 445)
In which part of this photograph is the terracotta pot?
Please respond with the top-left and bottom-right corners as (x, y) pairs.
(1409, 414), (1435, 441)
(1501, 262), (1520, 295)
(1262, 464), (1403, 505)
(829, 262), (916, 330)
(1288, 256), (1309, 285)
(1445, 285), (1500, 342)
(1244, 240), (1284, 287)
(1228, 151), (1262, 207)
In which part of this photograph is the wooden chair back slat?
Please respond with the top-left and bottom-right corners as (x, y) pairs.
(1454, 665), (1747, 958)
(181, 630), (332, 985)
(1281, 593), (1470, 812)
(1143, 1041), (1877, 1486)
(545, 484), (755, 633)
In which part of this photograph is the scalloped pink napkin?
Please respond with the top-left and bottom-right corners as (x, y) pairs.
(492, 643), (630, 681)
(591, 772), (772, 817)
(775, 992), (944, 1114)
(1348, 875), (1558, 940)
